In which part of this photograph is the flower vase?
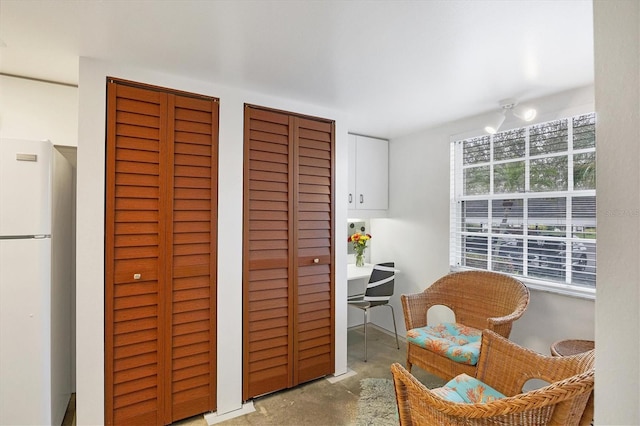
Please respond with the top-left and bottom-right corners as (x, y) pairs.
(355, 252), (365, 267)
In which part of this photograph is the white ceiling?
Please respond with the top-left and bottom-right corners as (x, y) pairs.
(0, 0), (594, 139)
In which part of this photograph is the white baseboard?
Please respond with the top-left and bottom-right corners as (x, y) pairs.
(348, 322), (407, 342)
(326, 368), (357, 384)
(204, 402), (256, 425)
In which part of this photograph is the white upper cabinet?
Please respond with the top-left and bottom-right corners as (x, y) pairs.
(348, 134), (389, 212)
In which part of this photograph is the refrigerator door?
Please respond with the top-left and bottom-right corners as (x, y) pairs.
(0, 139), (52, 236)
(0, 237), (52, 425)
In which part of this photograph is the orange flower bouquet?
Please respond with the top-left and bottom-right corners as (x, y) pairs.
(348, 232), (372, 267)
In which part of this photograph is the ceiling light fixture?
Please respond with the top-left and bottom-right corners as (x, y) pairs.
(484, 98), (537, 134)
(484, 111), (506, 135)
(513, 104), (537, 122)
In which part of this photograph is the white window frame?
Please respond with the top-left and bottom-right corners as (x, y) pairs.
(450, 113), (596, 299)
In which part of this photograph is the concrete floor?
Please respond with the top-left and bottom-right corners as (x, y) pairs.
(203, 326), (443, 426)
(64, 325), (444, 426)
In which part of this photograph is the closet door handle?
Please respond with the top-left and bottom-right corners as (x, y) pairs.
(349, 193), (352, 204)
(359, 194), (364, 204)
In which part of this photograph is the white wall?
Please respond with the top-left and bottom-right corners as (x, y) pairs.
(75, 58), (349, 425)
(0, 75), (78, 146)
(369, 86), (596, 356)
(593, 1), (640, 424)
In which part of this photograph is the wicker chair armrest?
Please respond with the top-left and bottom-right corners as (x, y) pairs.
(391, 362), (594, 422)
(486, 308), (526, 333)
(487, 311), (522, 327)
(485, 291), (529, 333)
(401, 292), (437, 330)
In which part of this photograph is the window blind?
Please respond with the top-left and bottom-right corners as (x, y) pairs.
(450, 113), (596, 294)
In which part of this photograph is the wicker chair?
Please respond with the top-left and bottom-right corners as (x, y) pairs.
(391, 330), (595, 426)
(401, 271), (529, 380)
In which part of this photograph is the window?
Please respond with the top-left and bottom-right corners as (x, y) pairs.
(450, 113), (596, 297)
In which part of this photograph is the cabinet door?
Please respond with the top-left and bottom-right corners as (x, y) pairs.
(355, 135), (388, 210)
(347, 134), (356, 208)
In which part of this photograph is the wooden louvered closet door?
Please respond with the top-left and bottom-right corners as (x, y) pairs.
(243, 105), (335, 400)
(294, 117), (335, 384)
(105, 79), (218, 425)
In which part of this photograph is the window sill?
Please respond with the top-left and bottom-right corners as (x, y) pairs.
(450, 266), (596, 300)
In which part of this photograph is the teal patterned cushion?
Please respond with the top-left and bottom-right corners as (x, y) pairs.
(442, 373), (505, 403)
(406, 322), (482, 365)
(431, 385), (466, 403)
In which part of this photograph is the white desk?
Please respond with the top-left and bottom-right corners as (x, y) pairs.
(347, 263), (399, 281)
(347, 263), (375, 281)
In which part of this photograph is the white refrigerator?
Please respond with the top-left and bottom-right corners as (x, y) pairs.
(0, 139), (74, 426)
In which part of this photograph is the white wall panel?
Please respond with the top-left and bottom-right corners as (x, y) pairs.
(0, 75), (78, 146)
(593, 1), (640, 424)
